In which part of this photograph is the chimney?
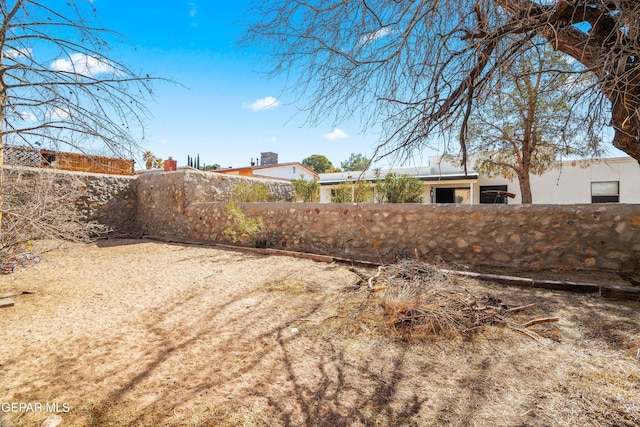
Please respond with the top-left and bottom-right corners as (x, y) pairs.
(164, 157), (177, 172)
(260, 152), (278, 166)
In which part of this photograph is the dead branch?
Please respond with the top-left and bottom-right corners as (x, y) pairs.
(347, 267), (368, 286)
(506, 303), (537, 313)
(507, 326), (542, 342)
(368, 266), (383, 291)
(369, 259), (560, 341)
(0, 299), (15, 309)
(522, 317), (560, 328)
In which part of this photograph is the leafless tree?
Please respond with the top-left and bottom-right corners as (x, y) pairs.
(0, 0), (155, 243)
(244, 1), (640, 165)
(0, 166), (107, 254)
(0, 0), (153, 156)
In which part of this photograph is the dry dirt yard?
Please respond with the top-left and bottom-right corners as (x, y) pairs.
(1, 239), (639, 427)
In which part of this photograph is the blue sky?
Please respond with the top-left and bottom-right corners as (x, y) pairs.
(84, 0), (436, 170)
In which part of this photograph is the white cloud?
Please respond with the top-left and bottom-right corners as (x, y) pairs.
(47, 107), (70, 120)
(18, 111), (37, 122)
(51, 53), (116, 76)
(243, 96), (280, 111)
(359, 27), (394, 45)
(323, 128), (349, 141)
(188, 2), (198, 17)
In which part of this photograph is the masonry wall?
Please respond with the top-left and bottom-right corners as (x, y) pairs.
(75, 171), (137, 232)
(3, 165), (137, 233)
(135, 169), (295, 236)
(11, 167), (638, 273)
(180, 202), (640, 272)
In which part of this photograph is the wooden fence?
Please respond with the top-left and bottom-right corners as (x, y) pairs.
(3, 145), (134, 176)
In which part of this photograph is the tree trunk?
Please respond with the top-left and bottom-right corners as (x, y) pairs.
(499, 0), (640, 163)
(519, 141), (533, 204)
(0, 82), (5, 239)
(545, 6), (640, 163)
(610, 88), (640, 163)
(0, 138), (3, 240)
(518, 171), (533, 204)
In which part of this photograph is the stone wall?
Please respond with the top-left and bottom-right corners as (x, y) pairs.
(10, 167), (639, 273)
(182, 202), (640, 272)
(75, 172), (137, 232)
(2, 165), (137, 233)
(135, 169), (295, 236)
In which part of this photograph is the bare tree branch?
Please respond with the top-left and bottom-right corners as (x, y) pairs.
(0, 0), (158, 158)
(0, 1), (162, 250)
(244, 0), (640, 164)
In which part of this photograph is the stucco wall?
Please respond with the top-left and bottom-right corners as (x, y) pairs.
(480, 157), (640, 204)
(319, 157), (640, 205)
(182, 202), (640, 272)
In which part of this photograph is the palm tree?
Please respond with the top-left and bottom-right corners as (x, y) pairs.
(142, 151), (155, 169)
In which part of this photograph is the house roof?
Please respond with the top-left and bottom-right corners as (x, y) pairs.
(319, 165), (479, 185)
(216, 162), (319, 178)
(316, 155), (637, 186)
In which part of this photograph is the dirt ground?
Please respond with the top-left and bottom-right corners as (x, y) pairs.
(1, 239), (639, 426)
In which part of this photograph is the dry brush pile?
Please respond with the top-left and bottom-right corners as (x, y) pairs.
(345, 259), (559, 342)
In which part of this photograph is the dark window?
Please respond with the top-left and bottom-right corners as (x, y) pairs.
(480, 185), (509, 204)
(435, 188), (455, 203)
(591, 181), (619, 203)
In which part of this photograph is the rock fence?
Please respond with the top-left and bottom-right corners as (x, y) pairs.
(135, 169), (295, 236)
(3, 165), (137, 233)
(183, 202), (640, 272)
(135, 170), (640, 272)
(75, 172), (137, 232)
(8, 167), (640, 272)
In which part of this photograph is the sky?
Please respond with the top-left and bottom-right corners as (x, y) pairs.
(79, 0), (438, 170)
(31, 0), (627, 171)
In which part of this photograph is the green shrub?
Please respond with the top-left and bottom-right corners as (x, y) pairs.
(330, 180), (373, 203)
(222, 200), (267, 247)
(375, 172), (424, 203)
(229, 180), (271, 202)
(291, 176), (320, 202)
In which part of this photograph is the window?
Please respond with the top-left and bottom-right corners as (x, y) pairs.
(435, 188), (471, 204)
(293, 166), (296, 174)
(435, 188), (455, 203)
(591, 181), (619, 203)
(480, 185), (509, 204)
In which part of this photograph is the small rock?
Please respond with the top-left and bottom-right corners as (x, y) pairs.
(291, 328), (299, 334)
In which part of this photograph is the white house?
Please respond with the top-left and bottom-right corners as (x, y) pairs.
(318, 155), (640, 204)
(215, 152), (318, 181)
